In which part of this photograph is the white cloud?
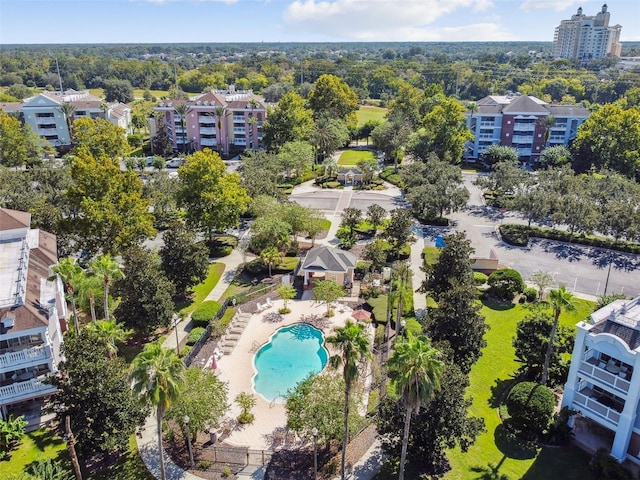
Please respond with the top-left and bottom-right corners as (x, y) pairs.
(520, 0), (579, 12)
(136, 0), (238, 4)
(282, 0), (516, 41)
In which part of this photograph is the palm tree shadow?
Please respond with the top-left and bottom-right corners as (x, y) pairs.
(489, 377), (516, 409)
(470, 456), (511, 480)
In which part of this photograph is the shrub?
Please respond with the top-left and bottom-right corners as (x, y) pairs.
(473, 272), (488, 285)
(545, 406), (574, 446)
(590, 448), (634, 480)
(187, 327), (206, 346)
(179, 346), (191, 357)
(192, 301), (222, 327)
(500, 224), (530, 246)
(524, 287), (538, 302)
(278, 307), (291, 314)
(324, 181), (342, 189)
(222, 466), (232, 478)
(488, 268), (525, 301)
(355, 261), (372, 277)
(506, 381), (555, 436)
(196, 460), (212, 470)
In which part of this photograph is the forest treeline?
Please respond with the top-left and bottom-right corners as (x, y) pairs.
(1, 42), (639, 105)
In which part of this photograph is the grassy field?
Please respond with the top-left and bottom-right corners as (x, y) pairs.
(177, 262), (225, 315)
(338, 149), (376, 165)
(133, 89), (169, 100)
(0, 428), (67, 477)
(356, 106), (387, 127)
(442, 298), (596, 480)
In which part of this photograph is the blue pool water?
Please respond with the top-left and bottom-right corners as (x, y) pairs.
(253, 323), (329, 402)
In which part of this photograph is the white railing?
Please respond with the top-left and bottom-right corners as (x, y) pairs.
(234, 139), (247, 146)
(233, 128), (246, 134)
(201, 139), (217, 147)
(199, 117), (215, 124)
(233, 116), (245, 122)
(513, 124), (535, 131)
(200, 127), (215, 135)
(574, 391), (621, 424)
(579, 361), (631, 393)
(479, 122), (495, 127)
(512, 136), (533, 143)
(0, 378), (56, 402)
(0, 345), (48, 370)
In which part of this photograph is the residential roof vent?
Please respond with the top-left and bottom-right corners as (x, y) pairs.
(1, 317), (15, 329)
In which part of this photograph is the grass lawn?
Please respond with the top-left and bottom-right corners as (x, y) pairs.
(133, 88), (169, 100)
(442, 298), (596, 480)
(0, 428), (67, 476)
(338, 149), (376, 166)
(356, 106), (387, 127)
(177, 262), (225, 315)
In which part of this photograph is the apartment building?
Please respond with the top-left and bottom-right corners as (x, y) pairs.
(553, 4), (622, 62)
(563, 296), (640, 463)
(0, 209), (66, 428)
(151, 88), (266, 156)
(465, 93), (590, 163)
(20, 90), (131, 147)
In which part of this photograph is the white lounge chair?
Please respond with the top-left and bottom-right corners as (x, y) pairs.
(266, 298), (273, 307)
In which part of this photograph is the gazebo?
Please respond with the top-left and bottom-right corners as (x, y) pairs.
(299, 245), (357, 288)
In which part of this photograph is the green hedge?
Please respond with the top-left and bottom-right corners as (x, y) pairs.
(187, 327), (206, 346)
(379, 167), (403, 188)
(500, 223), (640, 254)
(192, 300), (222, 327)
(323, 181), (343, 189)
(473, 271), (488, 285)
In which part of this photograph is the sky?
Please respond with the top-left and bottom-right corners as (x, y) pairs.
(0, 0), (638, 44)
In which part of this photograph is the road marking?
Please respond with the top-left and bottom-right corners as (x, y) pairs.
(473, 224), (495, 228)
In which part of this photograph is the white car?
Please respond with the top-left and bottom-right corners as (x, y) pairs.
(166, 158), (184, 168)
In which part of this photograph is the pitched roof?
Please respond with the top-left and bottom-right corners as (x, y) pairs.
(549, 104), (590, 116)
(591, 320), (640, 350)
(501, 95), (550, 114)
(0, 208), (30, 230)
(301, 245), (357, 273)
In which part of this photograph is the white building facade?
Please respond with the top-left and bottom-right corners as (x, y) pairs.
(563, 296), (640, 463)
(0, 209), (66, 427)
(553, 4), (622, 62)
(21, 90), (131, 147)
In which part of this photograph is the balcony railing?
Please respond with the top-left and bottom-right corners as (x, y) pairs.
(199, 117), (215, 124)
(234, 139), (247, 146)
(0, 345), (48, 371)
(201, 139), (217, 147)
(233, 128), (246, 134)
(512, 136), (533, 143)
(513, 124), (535, 131)
(0, 377), (56, 402)
(579, 360), (631, 394)
(574, 391), (621, 424)
(233, 116), (245, 123)
(479, 122), (496, 127)
(200, 127), (216, 135)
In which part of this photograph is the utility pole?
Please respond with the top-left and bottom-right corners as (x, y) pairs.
(55, 58), (64, 93)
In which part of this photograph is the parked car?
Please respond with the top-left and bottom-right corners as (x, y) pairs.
(166, 158), (184, 168)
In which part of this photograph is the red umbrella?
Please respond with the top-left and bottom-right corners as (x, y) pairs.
(351, 309), (372, 322)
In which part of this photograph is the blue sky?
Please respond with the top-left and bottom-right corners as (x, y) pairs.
(1, 0), (638, 44)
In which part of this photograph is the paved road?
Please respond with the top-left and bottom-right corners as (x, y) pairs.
(290, 189), (405, 214)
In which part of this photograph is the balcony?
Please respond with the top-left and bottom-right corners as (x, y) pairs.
(579, 357), (631, 394)
(234, 139), (247, 146)
(199, 116), (215, 124)
(0, 377), (56, 403)
(233, 128), (246, 134)
(479, 122), (495, 127)
(201, 138), (217, 147)
(516, 149), (532, 156)
(574, 389), (622, 425)
(513, 124), (535, 132)
(233, 116), (245, 123)
(200, 127), (216, 135)
(512, 136), (533, 144)
(0, 345), (49, 372)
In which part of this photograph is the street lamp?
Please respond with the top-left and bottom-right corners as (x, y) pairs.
(312, 427), (318, 480)
(184, 415), (195, 468)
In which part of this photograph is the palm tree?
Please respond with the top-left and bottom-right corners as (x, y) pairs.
(174, 103), (192, 154)
(326, 321), (372, 480)
(541, 285), (577, 386)
(130, 342), (185, 480)
(260, 247), (282, 277)
(85, 319), (133, 358)
(58, 102), (76, 139)
(48, 258), (83, 333)
(88, 254), (124, 322)
(387, 333), (444, 480)
(537, 114), (556, 147)
(213, 105), (228, 155)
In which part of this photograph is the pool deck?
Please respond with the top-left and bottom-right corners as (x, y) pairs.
(213, 298), (368, 450)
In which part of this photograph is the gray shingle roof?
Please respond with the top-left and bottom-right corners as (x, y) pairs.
(591, 320), (640, 350)
(301, 246), (357, 273)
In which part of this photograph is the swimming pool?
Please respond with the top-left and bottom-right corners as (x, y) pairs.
(253, 323), (329, 402)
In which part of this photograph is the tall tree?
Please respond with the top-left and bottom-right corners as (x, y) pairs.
(159, 223), (209, 298)
(387, 333), (444, 480)
(260, 246), (282, 277)
(0, 112), (44, 168)
(262, 92), (314, 150)
(84, 319), (133, 359)
(541, 286), (577, 386)
(66, 147), (155, 255)
(48, 258), (83, 333)
(58, 102), (76, 138)
(49, 332), (146, 469)
(130, 342), (185, 480)
(326, 321), (372, 480)
(313, 279), (345, 316)
(312, 116), (350, 162)
(308, 74), (359, 122)
(87, 253), (124, 322)
(383, 209), (415, 259)
(173, 103), (192, 153)
(424, 232), (475, 302)
(366, 204), (386, 236)
(177, 149), (250, 240)
(341, 207), (362, 241)
(72, 117), (128, 159)
(113, 246), (176, 335)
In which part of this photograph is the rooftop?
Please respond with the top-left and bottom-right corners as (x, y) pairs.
(586, 297), (640, 350)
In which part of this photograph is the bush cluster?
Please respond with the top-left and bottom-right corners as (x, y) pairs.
(523, 287), (538, 302)
(500, 224), (640, 254)
(506, 381), (555, 436)
(487, 268), (525, 301)
(473, 271), (488, 285)
(590, 448), (634, 480)
(191, 301), (222, 327)
(379, 167), (403, 187)
(187, 327), (206, 346)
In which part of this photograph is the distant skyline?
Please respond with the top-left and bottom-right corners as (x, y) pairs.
(1, 0), (638, 45)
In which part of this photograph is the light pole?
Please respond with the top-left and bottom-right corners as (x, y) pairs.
(312, 427), (318, 480)
(604, 251), (614, 295)
(184, 415), (195, 469)
(173, 314), (180, 357)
